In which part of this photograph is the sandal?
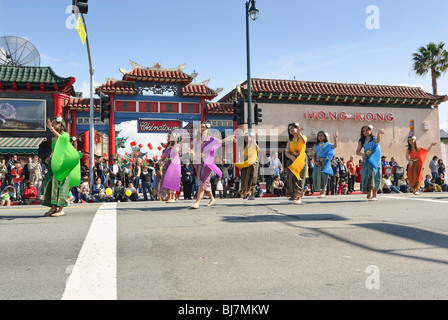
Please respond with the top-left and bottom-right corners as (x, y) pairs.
(44, 210), (57, 217)
(51, 211), (66, 217)
(190, 204), (200, 209)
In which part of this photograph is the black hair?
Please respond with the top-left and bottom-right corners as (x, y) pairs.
(316, 130), (328, 143)
(287, 123), (299, 141)
(359, 125), (374, 146)
(407, 136), (418, 152)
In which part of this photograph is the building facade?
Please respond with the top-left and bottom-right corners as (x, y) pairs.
(0, 65), (76, 160)
(219, 78), (447, 169)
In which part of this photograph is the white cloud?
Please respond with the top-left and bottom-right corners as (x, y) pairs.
(78, 81), (100, 98)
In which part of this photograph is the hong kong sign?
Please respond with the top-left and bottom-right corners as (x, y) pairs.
(138, 120), (182, 133)
(305, 110), (394, 122)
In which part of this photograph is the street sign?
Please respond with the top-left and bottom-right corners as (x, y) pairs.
(76, 15), (87, 45)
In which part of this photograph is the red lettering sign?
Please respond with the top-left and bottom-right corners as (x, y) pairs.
(305, 110), (394, 122)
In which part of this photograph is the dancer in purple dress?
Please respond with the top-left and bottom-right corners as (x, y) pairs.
(158, 132), (181, 203)
(190, 122), (234, 209)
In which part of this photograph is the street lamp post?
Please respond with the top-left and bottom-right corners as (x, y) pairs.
(245, 0), (259, 131)
(80, 13), (95, 194)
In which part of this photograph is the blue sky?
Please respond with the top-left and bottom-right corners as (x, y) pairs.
(1, 0), (448, 135)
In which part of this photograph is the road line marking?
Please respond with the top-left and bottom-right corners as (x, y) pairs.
(381, 195), (448, 204)
(62, 202), (117, 300)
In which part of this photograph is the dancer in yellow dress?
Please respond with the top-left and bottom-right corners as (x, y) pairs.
(284, 123), (307, 205)
(234, 131), (259, 200)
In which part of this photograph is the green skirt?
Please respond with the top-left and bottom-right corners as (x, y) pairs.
(42, 166), (70, 207)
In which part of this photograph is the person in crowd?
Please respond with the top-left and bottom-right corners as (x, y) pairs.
(355, 159), (362, 190)
(12, 160), (24, 202)
(429, 156), (439, 180)
(306, 157), (314, 195)
(0, 163), (6, 191)
(153, 161), (163, 201)
(271, 152), (283, 191)
(228, 177), (240, 198)
(346, 155), (356, 194)
(437, 159), (445, 181)
(217, 158), (232, 198)
(284, 122), (308, 205)
(42, 117), (81, 217)
(356, 125), (384, 201)
(1, 186), (15, 206)
(381, 155), (389, 175)
(23, 180), (38, 205)
(406, 136), (437, 195)
(380, 175), (401, 193)
(140, 165), (155, 201)
(78, 179), (90, 203)
(329, 156), (340, 195)
(125, 182), (138, 201)
(92, 177), (106, 202)
(28, 155), (44, 200)
(312, 131), (338, 198)
(338, 178), (348, 195)
(95, 156), (107, 185)
(235, 131), (259, 201)
(397, 176), (410, 193)
(424, 174), (442, 192)
(190, 122), (234, 209)
(113, 180), (125, 202)
(6, 155), (18, 186)
(181, 161), (194, 200)
(271, 174), (285, 196)
(389, 157), (398, 167)
(435, 173), (448, 192)
(132, 158), (142, 194)
(109, 158), (123, 188)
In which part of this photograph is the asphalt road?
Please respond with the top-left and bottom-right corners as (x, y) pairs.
(1, 193), (448, 301)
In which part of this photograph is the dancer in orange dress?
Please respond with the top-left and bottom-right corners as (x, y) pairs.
(405, 136), (437, 195)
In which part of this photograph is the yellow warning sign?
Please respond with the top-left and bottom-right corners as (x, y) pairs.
(76, 15), (87, 45)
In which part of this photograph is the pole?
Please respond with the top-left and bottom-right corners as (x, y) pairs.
(81, 14), (95, 194)
(245, 1), (253, 131)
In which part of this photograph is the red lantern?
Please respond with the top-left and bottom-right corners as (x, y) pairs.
(138, 143), (143, 148)
(121, 157), (124, 161)
(157, 146), (162, 151)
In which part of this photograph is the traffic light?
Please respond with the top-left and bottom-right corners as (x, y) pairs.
(254, 104), (262, 126)
(233, 98), (245, 125)
(100, 93), (110, 122)
(72, 0), (88, 14)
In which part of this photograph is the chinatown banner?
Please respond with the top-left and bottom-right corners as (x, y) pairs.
(138, 120), (182, 133)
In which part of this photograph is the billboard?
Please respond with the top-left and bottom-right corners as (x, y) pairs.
(0, 98), (46, 131)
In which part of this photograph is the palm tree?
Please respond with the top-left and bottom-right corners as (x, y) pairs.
(412, 42), (448, 95)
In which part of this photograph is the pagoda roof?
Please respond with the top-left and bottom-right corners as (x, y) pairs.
(67, 97), (100, 112)
(206, 102), (234, 115)
(119, 60), (194, 85)
(0, 65), (75, 95)
(96, 61), (221, 100)
(219, 78), (447, 106)
(96, 78), (221, 100)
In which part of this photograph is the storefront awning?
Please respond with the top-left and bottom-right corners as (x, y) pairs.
(0, 137), (46, 155)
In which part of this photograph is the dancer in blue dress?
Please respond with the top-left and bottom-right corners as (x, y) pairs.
(356, 125), (384, 201)
(312, 131), (338, 198)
